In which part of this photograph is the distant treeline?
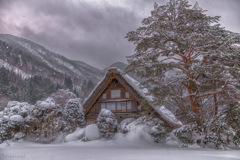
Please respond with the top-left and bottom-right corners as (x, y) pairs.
(0, 66), (78, 105)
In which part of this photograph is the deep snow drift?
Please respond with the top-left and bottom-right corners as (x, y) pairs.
(1, 120), (240, 160)
(1, 138), (240, 160)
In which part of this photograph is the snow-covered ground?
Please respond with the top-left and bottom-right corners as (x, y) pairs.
(1, 138), (240, 160)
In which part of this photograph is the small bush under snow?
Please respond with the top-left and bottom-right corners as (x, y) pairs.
(64, 128), (85, 143)
(96, 109), (118, 138)
(119, 118), (136, 133)
(62, 98), (85, 133)
(12, 132), (26, 141)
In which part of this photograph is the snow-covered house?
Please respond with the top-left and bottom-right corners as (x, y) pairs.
(83, 68), (182, 128)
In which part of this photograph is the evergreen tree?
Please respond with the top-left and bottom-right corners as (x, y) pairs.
(62, 98), (85, 133)
(96, 109), (118, 138)
(125, 0), (240, 127)
(64, 77), (73, 91)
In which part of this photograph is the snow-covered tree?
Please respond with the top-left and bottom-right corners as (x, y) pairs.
(50, 89), (77, 109)
(32, 97), (61, 140)
(0, 101), (34, 143)
(125, 0), (240, 127)
(96, 109), (118, 138)
(203, 121), (235, 149)
(62, 98), (85, 132)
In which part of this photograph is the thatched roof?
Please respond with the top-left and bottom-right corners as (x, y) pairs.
(83, 68), (182, 128)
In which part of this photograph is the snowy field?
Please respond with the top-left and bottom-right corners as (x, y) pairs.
(1, 138), (240, 160)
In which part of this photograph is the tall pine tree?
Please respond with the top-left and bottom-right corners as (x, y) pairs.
(125, 0), (240, 127)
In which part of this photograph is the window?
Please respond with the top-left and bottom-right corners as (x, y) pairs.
(127, 101), (131, 110)
(101, 103), (105, 109)
(111, 90), (121, 98)
(102, 93), (106, 99)
(125, 92), (129, 98)
(107, 102), (116, 110)
(117, 102), (126, 111)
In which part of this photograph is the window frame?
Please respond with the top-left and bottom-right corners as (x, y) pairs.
(111, 89), (121, 98)
(102, 93), (107, 99)
(125, 92), (130, 98)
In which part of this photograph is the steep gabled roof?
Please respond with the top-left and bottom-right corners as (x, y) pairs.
(83, 68), (182, 128)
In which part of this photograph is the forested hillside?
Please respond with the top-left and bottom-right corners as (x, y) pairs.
(0, 66), (67, 110)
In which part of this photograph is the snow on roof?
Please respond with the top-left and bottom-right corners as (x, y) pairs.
(154, 106), (183, 126)
(83, 73), (107, 104)
(121, 71), (182, 127)
(120, 72), (154, 102)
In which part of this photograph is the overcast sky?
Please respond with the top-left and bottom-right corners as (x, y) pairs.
(0, 0), (240, 69)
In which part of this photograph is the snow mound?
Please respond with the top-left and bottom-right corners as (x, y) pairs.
(121, 72), (154, 101)
(84, 124), (101, 141)
(119, 118), (136, 133)
(124, 120), (152, 143)
(64, 128), (85, 142)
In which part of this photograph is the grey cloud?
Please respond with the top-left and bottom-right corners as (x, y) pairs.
(0, 0), (240, 69)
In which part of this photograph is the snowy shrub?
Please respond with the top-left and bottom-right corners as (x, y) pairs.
(31, 97), (61, 140)
(203, 122), (234, 149)
(233, 130), (240, 149)
(83, 124), (101, 141)
(128, 116), (167, 143)
(62, 98), (85, 133)
(0, 117), (11, 143)
(223, 103), (240, 131)
(96, 109), (118, 138)
(173, 123), (198, 147)
(119, 118), (135, 133)
(50, 89), (77, 109)
(149, 124), (167, 143)
(63, 128), (85, 142)
(0, 101), (34, 143)
(33, 97), (58, 121)
(119, 116), (167, 143)
(4, 101), (34, 118)
(12, 132), (26, 141)
(221, 103), (240, 149)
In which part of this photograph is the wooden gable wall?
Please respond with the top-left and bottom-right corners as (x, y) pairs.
(85, 77), (143, 124)
(97, 79), (136, 101)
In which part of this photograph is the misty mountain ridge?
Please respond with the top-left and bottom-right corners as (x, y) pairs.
(0, 34), (141, 100)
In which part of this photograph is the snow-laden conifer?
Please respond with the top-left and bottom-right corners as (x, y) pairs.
(96, 109), (118, 138)
(125, 0), (240, 130)
(62, 98), (85, 132)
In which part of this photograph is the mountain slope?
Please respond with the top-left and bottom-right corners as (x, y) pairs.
(0, 34), (102, 98)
